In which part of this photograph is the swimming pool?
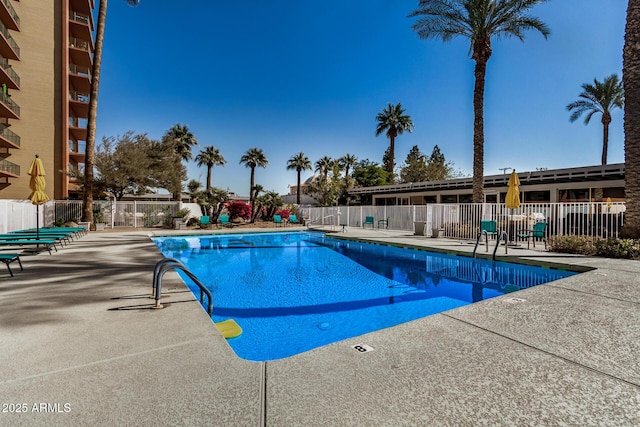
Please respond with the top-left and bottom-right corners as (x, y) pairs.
(153, 232), (576, 361)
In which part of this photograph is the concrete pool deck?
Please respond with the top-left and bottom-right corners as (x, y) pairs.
(0, 226), (638, 426)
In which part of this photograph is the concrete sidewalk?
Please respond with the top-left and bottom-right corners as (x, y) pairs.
(0, 228), (638, 426)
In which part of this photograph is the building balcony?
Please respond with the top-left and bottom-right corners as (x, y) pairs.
(69, 64), (91, 94)
(69, 90), (89, 118)
(0, 92), (19, 119)
(69, 12), (93, 42)
(69, 124), (87, 142)
(70, 0), (94, 16)
(0, 0), (19, 31)
(0, 20), (19, 60)
(0, 124), (19, 149)
(69, 140), (86, 163)
(69, 37), (92, 68)
(0, 157), (18, 178)
(0, 54), (19, 89)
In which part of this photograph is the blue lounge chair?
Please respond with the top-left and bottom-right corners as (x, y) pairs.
(0, 254), (22, 277)
(273, 215), (284, 227)
(200, 216), (211, 228)
(219, 215), (232, 227)
(0, 239), (56, 254)
(364, 216), (374, 228)
(517, 221), (548, 249)
(288, 214), (300, 225)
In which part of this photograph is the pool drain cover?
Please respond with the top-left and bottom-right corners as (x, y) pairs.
(351, 343), (375, 353)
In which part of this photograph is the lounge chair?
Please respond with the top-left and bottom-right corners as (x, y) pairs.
(364, 216), (374, 228)
(378, 217), (390, 229)
(288, 215), (300, 225)
(200, 216), (211, 228)
(273, 215), (284, 227)
(517, 221), (548, 249)
(0, 239), (56, 254)
(0, 253), (22, 277)
(219, 215), (232, 227)
(480, 220), (498, 238)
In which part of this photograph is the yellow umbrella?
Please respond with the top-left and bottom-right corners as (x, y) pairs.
(28, 155), (49, 241)
(505, 170), (520, 245)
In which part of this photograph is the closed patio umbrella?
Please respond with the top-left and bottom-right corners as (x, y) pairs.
(505, 170), (520, 243)
(28, 155), (49, 241)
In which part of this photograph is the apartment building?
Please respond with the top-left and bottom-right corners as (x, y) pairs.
(0, 0), (94, 200)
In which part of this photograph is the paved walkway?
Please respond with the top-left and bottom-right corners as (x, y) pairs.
(0, 227), (638, 426)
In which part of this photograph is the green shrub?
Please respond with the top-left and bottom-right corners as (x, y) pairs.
(548, 235), (598, 255)
(594, 238), (640, 259)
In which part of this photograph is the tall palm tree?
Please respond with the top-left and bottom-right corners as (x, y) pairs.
(287, 152), (312, 205)
(567, 74), (624, 165)
(195, 145), (226, 190)
(240, 147), (268, 220)
(164, 123), (198, 162)
(315, 156), (333, 180)
(409, 0), (550, 203)
(82, 0), (140, 224)
(623, 0), (640, 238)
(375, 103), (414, 178)
(340, 153), (358, 181)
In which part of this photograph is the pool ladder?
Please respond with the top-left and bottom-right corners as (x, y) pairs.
(151, 258), (213, 316)
(473, 230), (509, 260)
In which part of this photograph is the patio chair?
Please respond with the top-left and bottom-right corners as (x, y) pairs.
(480, 220), (498, 238)
(218, 215), (232, 227)
(517, 221), (548, 249)
(0, 253), (22, 277)
(364, 216), (374, 228)
(378, 217), (390, 229)
(273, 215), (284, 227)
(200, 216), (211, 228)
(289, 214), (300, 225)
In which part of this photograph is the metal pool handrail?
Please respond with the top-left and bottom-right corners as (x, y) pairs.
(493, 231), (509, 259)
(472, 230), (490, 258)
(151, 258), (213, 316)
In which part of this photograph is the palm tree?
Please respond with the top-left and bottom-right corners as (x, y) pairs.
(375, 103), (414, 178)
(195, 145), (226, 190)
(409, 0), (550, 203)
(240, 147), (268, 220)
(340, 153), (358, 181)
(82, 0), (140, 224)
(315, 156), (333, 180)
(164, 123), (198, 162)
(287, 152), (312, 205)
(567, 74), (624, 165)
(623, 0), (640, 238)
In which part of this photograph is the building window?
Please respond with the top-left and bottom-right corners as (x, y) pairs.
(441, 195), (457, 203)
(523, 190), (550, 202)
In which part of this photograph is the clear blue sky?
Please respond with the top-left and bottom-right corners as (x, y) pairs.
(96, 0), (627, 196)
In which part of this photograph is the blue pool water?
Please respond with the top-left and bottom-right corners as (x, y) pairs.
(153, 232), (576, 361)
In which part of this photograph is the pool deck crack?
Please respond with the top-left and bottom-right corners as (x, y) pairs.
(441, 313), (640, 390)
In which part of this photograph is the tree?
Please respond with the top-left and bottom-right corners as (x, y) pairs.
(352, 160), (391, 188)
(315, 156), (333, 180)
(239, 147), (268, 220)
(94, 132), (156, 199)
(186, 179), (202, 202)
(162, 124), (198, 200)
(567, 74), (624, 165)
(195, 145), (226, 190)
(400, 145), (428, 183)
(409, 0), (550, 203)
(148, 138), (187, 199)
(425, 145), (462, 181)
(82, 0), (140, 224)
(287, 152), (312, 205)
(197, 187), (229, 221)
(339, 153), (358, 205)
(339, 153), (358, 181)
(622, 0), (640, 238)
(375, 103), (414, 178)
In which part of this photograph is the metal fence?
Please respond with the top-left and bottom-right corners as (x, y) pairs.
(302, 202), (626, 240)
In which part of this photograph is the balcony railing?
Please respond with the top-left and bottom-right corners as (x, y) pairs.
(69, 37), (90, 51)
(0, 158), (18, 176)
(0, 92), (19, 116)
(0, 54), (19, 86)
(1, 0), (19, 27)
(0, 125), (19, 146)
(69, 116), (88, 128)
(69, 140), (86, 153)
(69, 90), (89, 103)
(69, 63), (91, 80)
(69, 11), (91, 26)
(0, 20), (19, 57)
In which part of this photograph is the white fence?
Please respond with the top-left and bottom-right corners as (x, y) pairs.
(302, 202), (626, 240)
(0, 200), (53, 233)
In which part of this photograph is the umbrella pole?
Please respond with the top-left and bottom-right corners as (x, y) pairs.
(36, 205), (40, 247)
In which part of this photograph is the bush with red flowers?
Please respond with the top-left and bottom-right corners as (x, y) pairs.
(227, 201), (252, 221)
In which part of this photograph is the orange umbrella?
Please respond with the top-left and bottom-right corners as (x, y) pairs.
(28, 155), (49, 240)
